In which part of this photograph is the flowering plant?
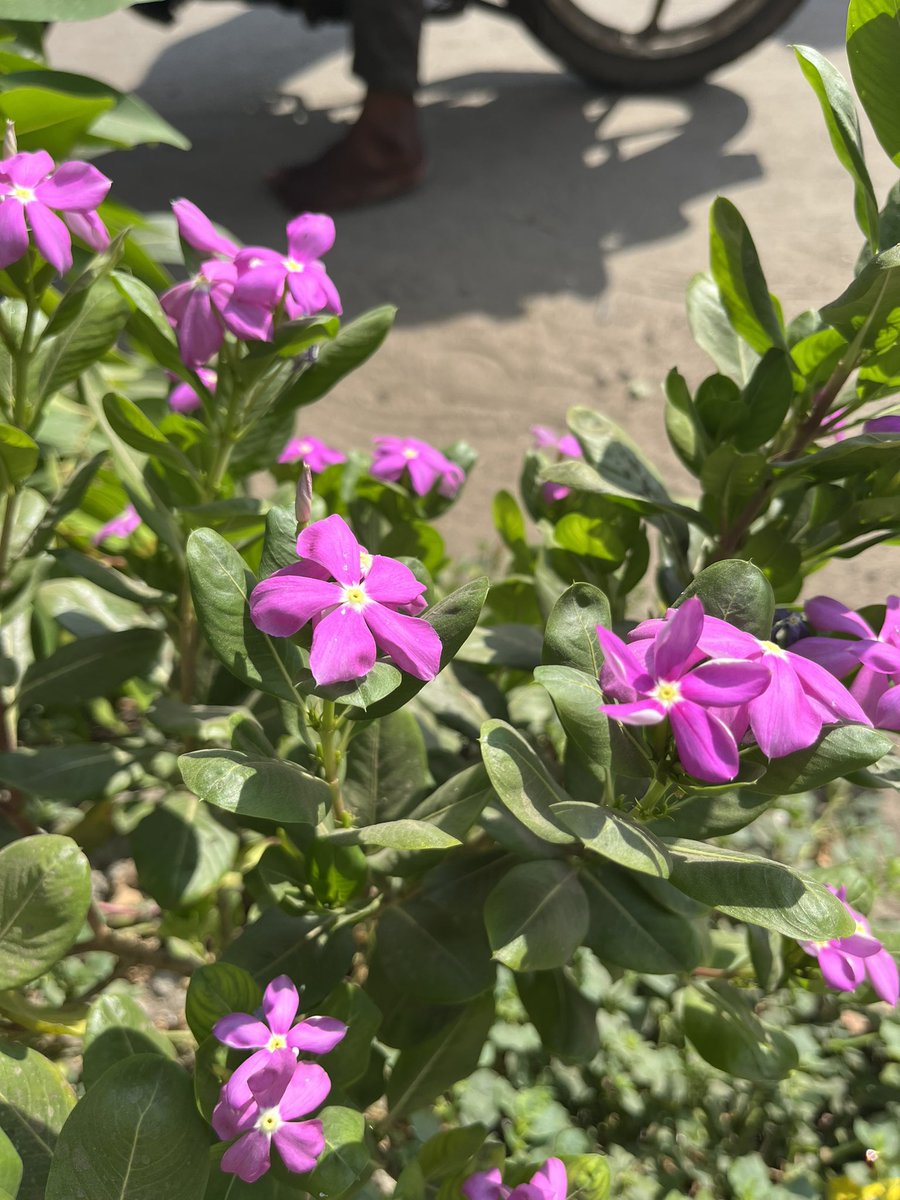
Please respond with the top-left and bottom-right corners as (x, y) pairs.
(0, 4), (900, 1200)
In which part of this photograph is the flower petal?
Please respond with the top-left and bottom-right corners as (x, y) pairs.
(232, 261), (285, 308)
(0, 198), (28, 268)
(212, 1094), (257, 1140)
(278, 1061), (332, 1120)
(788, 636), (861, 678)
(213, 1013), (271, 1049)
(363, 555), (427, 607)
(27, 202), (72, 273)
(651, 597), (704, 681)
(856, 639), (900, 675)
(597, 699), (665, 725)
(246, 1050), (298, 1110)
(805, 595), (874, 639)
(263, 975), (300, 1036)
(462, 1169), (506, 1200)
(866, 948), (899, 1005)
(172, 198), (238, 257)
(177, 290), (223, 368)
(789, 651), (872, 725)
(224, 1048), (273, 1108)
(250, 568), (341, 638)
(362, 601), (442, 680)
(309, 605), (377, 685)
(696, 614), (760, 659)
(748, 656), (822, 758)
(2, 151), (53, 188)
(296, 513), (362, 585)
(286, 212), (335, 261)
(595, 626), (647, 691)
(669, 701), (740, 783)
(288, 1015), (348, 1054)
(874, 685), (900, 731)
(221, 1131), (272, 1184)
(35, 160), (111, 211)
(530, 1158), (568, 1200)
(273, 1120), (326, 1174)
(680, 659), (770, 706)
(818, 945), (865, 992)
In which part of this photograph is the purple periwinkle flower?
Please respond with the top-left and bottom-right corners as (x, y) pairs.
(168, 367), (216, 414)
(92, 504), (140, 545)
(597, 598), (771, 783)
(864, 415), (900, 434)
(249, 513), (442, 686)
(371, 436), (465, 499)
(532, 424), (582, 503)
(0, 150), (110, 273)
(172, 197), (238, 260)
(278, 435), (346, 474)
(463, 1158), (568, 1200)
(801, 885), (899, 1006)
(212, 1050), (329, 1184)
(213, 975), (346, 1108)
(235, 213), (342, 319)
(160, 258), (277, 368)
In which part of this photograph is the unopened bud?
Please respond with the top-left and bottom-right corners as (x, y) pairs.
(3, 121), (16, 159)
(295, 463), (313, 529)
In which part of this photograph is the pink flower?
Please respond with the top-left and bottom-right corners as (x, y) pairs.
(212, 1051), (329, 1184)
(235, 213), (341, 320)
(463, 1159), (568, 1200)
(597, 598), (771, 783)
(249, 513), (442, 686)
(0, 150), (110, 273)
(168, 367), (216, 413)
(864, 414), (900, 434)
(801, 885), (898, 1006)
(172, 198), (238, 260)
(798, 595), (900, 730)
(214, 975), (346, 1108)
(532, 424), (582, 503)
(371, 436), (465, 498)
(278, 435), (345, 474)
(160, 258), (278, 368)
(92, 505), (140, 545)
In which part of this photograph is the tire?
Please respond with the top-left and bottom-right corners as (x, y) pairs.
(513, 0), (806, 89)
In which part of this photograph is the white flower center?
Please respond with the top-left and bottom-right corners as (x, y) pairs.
(9, 185), (34, 204)
(284, 257), (305, 273)
(402, 447), (418, 460)
(192, 273), (211, 293)
(652, 680), (682, 709)
(266, 1034), (287, 1051)
(256, 1108), (282, 1135)
(342, 583), (368, 610)
(757, 639), (787, 658)
(299, 441), (313, 455)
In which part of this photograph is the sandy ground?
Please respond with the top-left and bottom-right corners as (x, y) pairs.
(49, 1), (897, 605)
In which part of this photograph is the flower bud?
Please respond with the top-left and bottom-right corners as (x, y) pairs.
(3, 121), (16, 159)
(295, 463), (313, 529)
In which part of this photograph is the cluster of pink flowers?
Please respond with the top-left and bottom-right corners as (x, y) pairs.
(597, 597), (871, 784)
(161, 200), (341, 368)
(212, 975), (346, 1184)
(463, 1157), (567, 1200)
(532, 425), (582, 503)
(371, 436), (464, 498)
(0, 150), (110, 274)
(801, 885), (898, 1006)
(250, 513), (441, 686)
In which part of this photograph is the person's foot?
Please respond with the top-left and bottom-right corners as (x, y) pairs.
(269, 92), (426, 213)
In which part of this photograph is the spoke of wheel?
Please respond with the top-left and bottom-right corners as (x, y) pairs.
(637, 0), (670, 38)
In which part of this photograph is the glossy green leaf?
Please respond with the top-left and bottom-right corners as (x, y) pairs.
(179, 749), (328, 825)
(343, 708), (430, 824)
(677, 559), (774, 640)
(186, 963), (262, 1046)
(542, 582), (610, 676)
(407, 763), (494, 843)
(223, 910), (354, 1006)
(648, 785), (773, 839)
(259, 505), (298, 579)
(750, 724), (892, 794)
(187, 528), (304, 703)
(0, 835), (91, 989)
(0, 743), (139, 802)
(328, 820), (460, 850)
(516, 968), (600, 1063)
(375, 894), (495, 1004)
(734, 349), (795, 451)
(480, 720), (574, 845)
(275, 305), (396, 412)
(664, 367), (708, 472)
(550, 801), (671, 877)
(0, 424), (37, 487)
(102, 392), (198, 480)
(83, 993), (176, 1088)
(17, 627), (163, 709)
(709, 197), (784, 354)
(534, 664), (610, 797)
(0, 85), (110, 158)
(457, 623), (544, 670)
(683, 980), (799, 1083)
(821, 244), (900, 347)
(0, 1125), (21, 1200)
(131, 793), (238, 910)
(686, 272), (760, 385)
(665, 838), (856, 940)
(45, 1056), (209, 1200)
(37, 280), (129, 398)
(0, 1040), (75, 1200)
(847, 0), (900, 168)
(287, 1107), (370, 1197)
(484, 860), (588, 971)
(312, 982), (382, 1087)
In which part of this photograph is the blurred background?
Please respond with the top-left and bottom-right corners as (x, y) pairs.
(48, 0), (894, 601)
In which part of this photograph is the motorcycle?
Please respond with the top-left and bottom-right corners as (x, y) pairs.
(142, 0), (806, 90)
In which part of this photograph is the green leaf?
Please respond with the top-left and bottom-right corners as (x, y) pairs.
(102, 392), (198, 479)
(0, 1125), (21, 1200)
(686, 272), (760, 384)
(223, 910), (354, 1006)
(0, 424), (38, 487)
(148, 698), (246, 743)
(480, 720), (574, 845)
(533, 664), (610, 798)
(259, 505), (298, 579)
(312, 982), (382, 1087)
(179, 749), (328, 825)
(733, 349), (795, 451)
(542, 582), (610, 676)
(0, 1040), (75, 1200)
(794, 44), (879, 249)
(186, 963), (262, 1046)
(0, 743), (140, 802)
(683, 980), (799, 1083)
(328, 820), (460, 850)
(550, 801), (671, 877)
(50, 548), (173, 607)
(709, 197), (784, 354)
(289, 1107), (370, 1198)
(131, 793), (238, 910)
(665, 838), (856, 940)
(275, 306), (396, 413)
(82, 993), (176, 1088)
(516, 969), (600, 1063)
(484, 860), (588, 971)
(847, 0), (900, 168)
(0, 0), (151, 17)
(37, 279), (129, 398)
(343, 709), (430, 824)
(45, 1056), (210, 1200)
(0, 85), (110, 158)
(664, 368), (708, 472)
(749, 724), (892, 794)
(187, 528), (304, 704)
(457, 623), (544, 670)
(677, 559), (774, 640)
(552, 512), (625, 564)
(0, 835), (91, 989)
(385, 992), (495, 1118)
(648, 785), (773, 839)
(560, 1155), (611, 1200)
(17, 628), (163, 709)
(314, 662), (403, 712)
(820, 244), (900, 348)
(582, 864), (705, 973)
(406, 763), (494, 843)
(361, 577), (489, 720)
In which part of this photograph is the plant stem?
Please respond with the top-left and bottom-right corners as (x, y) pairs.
(319, 699), (347, 823)
(82, 902), (198, 976)
(178, 578), (199, 703)
(0, 488), (18, 586)
(13, 281), (38, 430)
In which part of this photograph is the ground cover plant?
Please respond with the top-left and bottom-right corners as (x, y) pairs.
(2, 1), (900, 1197)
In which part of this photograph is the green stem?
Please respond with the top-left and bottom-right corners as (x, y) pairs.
(0, 488), (18, 586)
(13, 280), (38, 430)
(206, 338), (242, 494)
(319, 699), (347, 823)
(178, 578), (198, 704)
(637, 773), (669, 818)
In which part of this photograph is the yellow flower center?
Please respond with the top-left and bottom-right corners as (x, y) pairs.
(652, 681), (682, 708)
(758, 639), (787, 658)
(9, 185), (34, 204)
(284, 257), (305, 273)
(402, 447), (418, 460)
(256, 1108), (281, 1134)
(342, 584), (368, 610)
(266, 1034), (287, 1051)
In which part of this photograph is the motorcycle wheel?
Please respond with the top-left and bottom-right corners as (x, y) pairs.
(513, 0), (805, 89)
